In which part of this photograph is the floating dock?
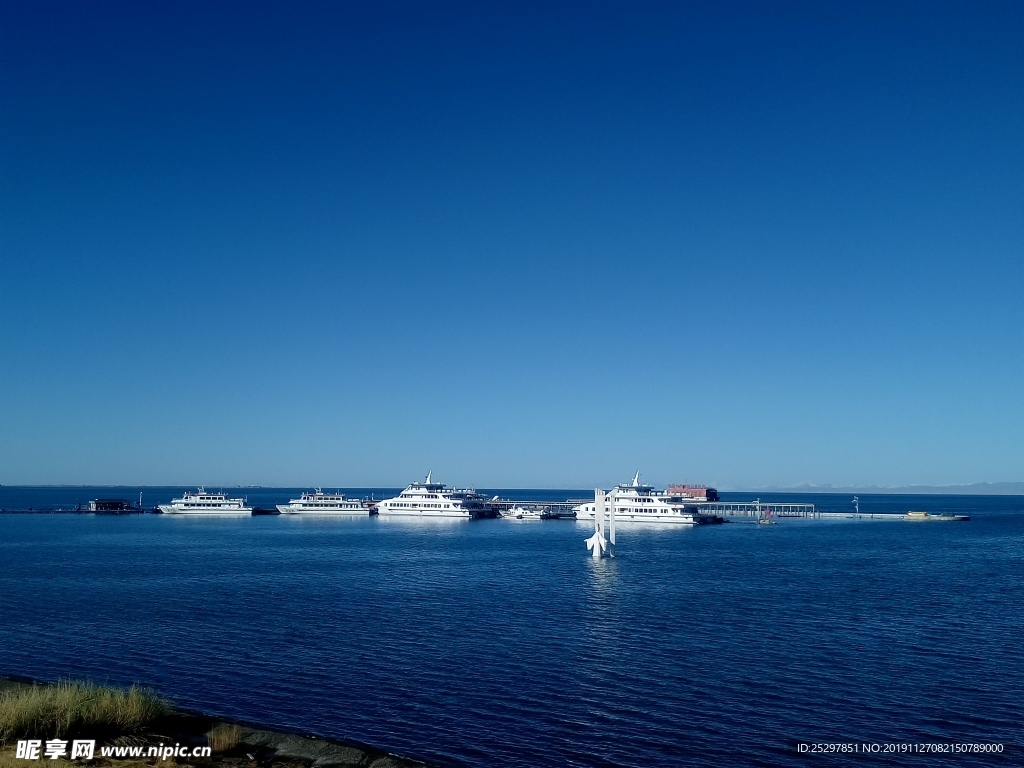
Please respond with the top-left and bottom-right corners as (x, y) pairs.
(489, 500), (579, 518)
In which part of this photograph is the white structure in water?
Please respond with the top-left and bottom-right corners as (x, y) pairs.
(584, 489), (616, 558)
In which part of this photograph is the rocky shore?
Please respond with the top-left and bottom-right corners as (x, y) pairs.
(0, 678), (439, 768)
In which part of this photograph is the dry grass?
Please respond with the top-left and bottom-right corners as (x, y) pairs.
(205, 723), (242, 753)
(0, 680), (169, 744)
(0, 750), (168, 768)
(0, 749), (61, 768)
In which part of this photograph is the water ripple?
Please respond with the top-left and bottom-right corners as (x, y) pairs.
(1, 507), (1022, 767)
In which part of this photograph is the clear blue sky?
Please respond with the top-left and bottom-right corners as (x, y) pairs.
(1, 1), (1021, 488)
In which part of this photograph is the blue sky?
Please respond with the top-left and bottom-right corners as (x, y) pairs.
(1, 1), (1021, 488)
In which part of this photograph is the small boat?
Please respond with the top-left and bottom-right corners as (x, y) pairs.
(904, 511), (970, 522)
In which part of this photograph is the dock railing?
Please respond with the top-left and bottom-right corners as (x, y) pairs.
(696, 501), (819, 518)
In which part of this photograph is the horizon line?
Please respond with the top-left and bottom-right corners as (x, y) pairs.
(2, 481), (1024, 496)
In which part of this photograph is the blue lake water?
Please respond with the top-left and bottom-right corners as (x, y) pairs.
(1, 489), (1022, 766)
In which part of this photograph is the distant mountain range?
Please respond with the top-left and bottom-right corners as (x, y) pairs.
(728, 482), (1024, 495)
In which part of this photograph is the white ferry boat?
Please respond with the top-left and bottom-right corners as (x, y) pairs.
(375, 472), (495, 518)
(158, 488), (253, 515)
(276, 489), (372, 515)
(574, 472), (723, 525)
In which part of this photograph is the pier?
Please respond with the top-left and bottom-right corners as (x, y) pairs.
(696, 500), (819, 518)
(488, 498), (823, 520)
(2, 496), (916, 522)
(489, 497), (909, 522)
(695, 501), (916, 521)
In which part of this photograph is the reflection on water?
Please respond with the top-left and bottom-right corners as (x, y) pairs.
(584, 556), (621, 597)
(372, 516), (472, 526)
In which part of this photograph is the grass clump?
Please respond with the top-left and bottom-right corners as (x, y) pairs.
(0, 680), (169, 744)
(205, 723), (241, 753)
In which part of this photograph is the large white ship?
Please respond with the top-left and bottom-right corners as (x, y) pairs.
(276, 490), (371, 515)
(573, 472), (723, 525)
(375, 472), (495, 518)
(158, 489), (253, 515)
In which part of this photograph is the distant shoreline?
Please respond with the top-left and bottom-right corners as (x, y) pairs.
(724, 482), (1024, 495)
(1, 483), (1023, 495)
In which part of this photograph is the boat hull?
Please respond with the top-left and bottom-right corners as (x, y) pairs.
(574, 511), (718, 525)
(276, 504), (372, 515)
(376, 509), (476, 519)
(158, 506), (252, 516)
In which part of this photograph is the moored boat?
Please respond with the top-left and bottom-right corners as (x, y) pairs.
(574, 472), (724, 525)
(375, 472), (496, 518)
(276, 490), (372, 515)
(158, 489), (252, 515)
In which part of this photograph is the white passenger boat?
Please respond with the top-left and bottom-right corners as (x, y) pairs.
(276, 489), (371, 515)
(158, 488), (252, 515)
(375, 472), (495, 518)
(503, 505), (543, 519)
(573, 472), (724, 525)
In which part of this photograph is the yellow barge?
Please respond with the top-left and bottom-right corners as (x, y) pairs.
(905, 510), (971, 522)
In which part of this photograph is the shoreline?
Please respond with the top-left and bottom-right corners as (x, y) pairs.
(0, 677), (440, 768)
